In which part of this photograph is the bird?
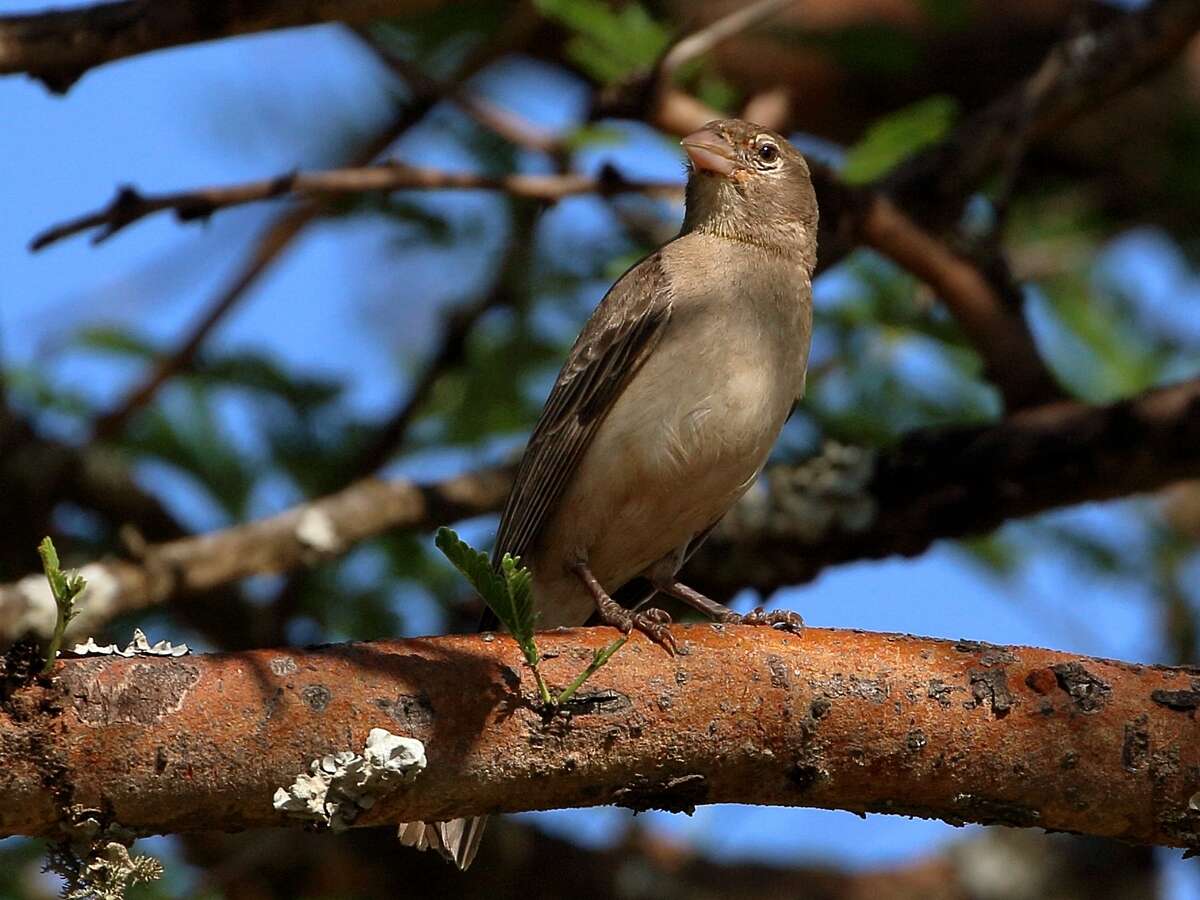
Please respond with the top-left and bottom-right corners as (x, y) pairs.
(399, 118), (818, 869)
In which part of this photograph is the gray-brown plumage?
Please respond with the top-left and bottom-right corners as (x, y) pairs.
(400, 118), (819, 869)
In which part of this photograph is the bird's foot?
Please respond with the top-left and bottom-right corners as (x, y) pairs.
(572, 561), (676, 654)
(658, 579), (803, 634)
(734, 607), (805, 633)
(602, 604), (677, 654)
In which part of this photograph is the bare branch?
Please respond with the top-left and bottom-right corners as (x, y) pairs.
(0, 0), (451, 92)
(658, 0), (798, 86)
(4, 376), (1197, 641)
(33, 163), (682, 251)
(853, 194), (1061, 409)
(353, 26), (565, 159)
(4, 626), (1199, 849)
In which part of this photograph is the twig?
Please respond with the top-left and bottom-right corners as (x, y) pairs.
(88, 200), (316, 442)
(658, 0), (797, 85)
(33, 164), (681, 251)
(352, 25), (565, 159)
(85, 98), (443, 443)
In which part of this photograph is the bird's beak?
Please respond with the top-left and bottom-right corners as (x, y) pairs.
(681, 128), (737, 177)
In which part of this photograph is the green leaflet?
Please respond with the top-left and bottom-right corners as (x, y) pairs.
(38, 537), (86, 674)
(435, 527), (536, 652)
(842, 96), (958, 184)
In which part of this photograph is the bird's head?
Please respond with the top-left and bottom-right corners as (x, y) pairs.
(680, 119), (817, 265)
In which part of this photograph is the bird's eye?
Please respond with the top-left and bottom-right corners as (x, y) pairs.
(756, 141), (780, 165)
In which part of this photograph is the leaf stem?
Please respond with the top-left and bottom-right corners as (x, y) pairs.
(529, 659), (554, 707)
(555, 636), (628, 706)
(38, 537), (85, 674)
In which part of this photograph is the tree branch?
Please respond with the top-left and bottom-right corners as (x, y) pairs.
(656, 0), (797, 88)
(32, 164), (682, 252)
(0, 0), (452, 92)
(692, 374), (1200, 598)
(852, 193), (1061, 409)
(3, 376), (1197, 641)
(4, 626), (1199, 849)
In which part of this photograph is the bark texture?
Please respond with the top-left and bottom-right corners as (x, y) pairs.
(0, 0), (449, 91)
(3, 626), (1199, 849)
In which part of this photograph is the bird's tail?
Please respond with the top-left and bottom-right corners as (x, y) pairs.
(397, 816), (488, 871)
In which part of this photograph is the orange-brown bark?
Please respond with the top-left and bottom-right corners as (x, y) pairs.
(2, 625), (1198, 849)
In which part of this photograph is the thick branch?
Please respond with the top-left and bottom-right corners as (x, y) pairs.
(32, 164), (682, 251)
(3, 376), (1198, 638)
(694, 374), (1200, 598)
(0, 465), (514, 640)
(3, 626), (1199, 848)
(0, 0), (450, 92)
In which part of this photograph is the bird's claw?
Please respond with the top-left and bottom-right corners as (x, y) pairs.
(602, 605), (676, 654)
(631, 609), (677, 654)
(737, 607), (804, 633)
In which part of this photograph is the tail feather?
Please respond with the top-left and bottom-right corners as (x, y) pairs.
(397, 816), (487, 870)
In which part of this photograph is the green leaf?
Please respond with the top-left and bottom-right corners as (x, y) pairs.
(500, 552), (535, 642)
(38, 537), (86, 674)
(842, 96), (958, 184)
(535, 0), (670, 84)
(434, 528), (537, 652)
(435, 528), (504, 604)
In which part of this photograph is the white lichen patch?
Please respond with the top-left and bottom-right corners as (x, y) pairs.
(11, 564), (124, 640)
(11, 571), (57, 637)
(296, 508), (344, 554)
(274, 728), (426, 831)
(65, 564), (123, 637)
(69, 627), (190, 658)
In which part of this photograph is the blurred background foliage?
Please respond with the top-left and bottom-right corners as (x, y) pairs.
(2, 0), (1200, 896)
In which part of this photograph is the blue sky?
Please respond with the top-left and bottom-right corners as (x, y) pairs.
(2, 13), (1197, 897)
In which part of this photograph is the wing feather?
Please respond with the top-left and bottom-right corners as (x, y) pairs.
(491, 250), (674, 567)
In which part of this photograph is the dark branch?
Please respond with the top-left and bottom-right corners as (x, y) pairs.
(0, 0), (447, 92)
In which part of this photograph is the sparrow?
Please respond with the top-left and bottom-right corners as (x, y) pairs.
(400, 118), (818, 868)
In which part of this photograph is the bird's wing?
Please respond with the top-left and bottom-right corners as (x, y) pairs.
(492, 248), (675, 567)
